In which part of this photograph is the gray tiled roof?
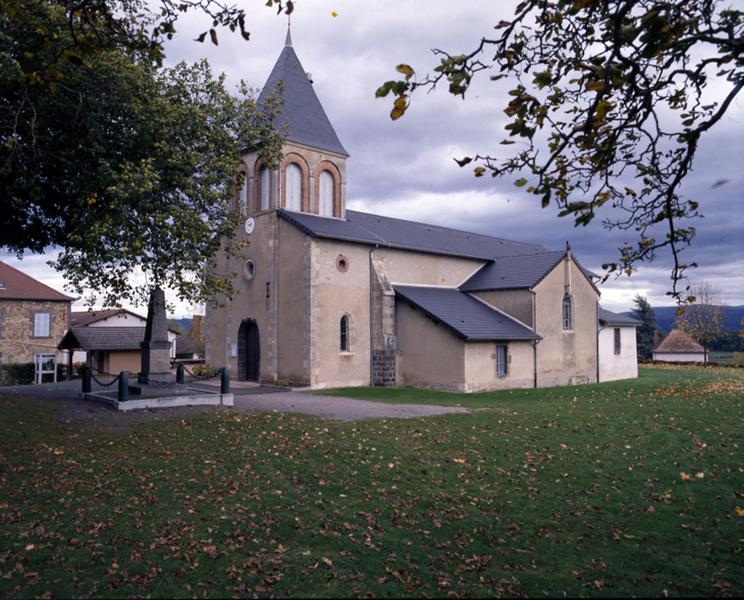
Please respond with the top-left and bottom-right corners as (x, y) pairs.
(394, 285), (539, 341)
(460, 251), (566, 291)
(598, 307), (641, 327)
(278, 209), (547, 260)
(258, 41), (348, 157)
(58, 327), (146, 351)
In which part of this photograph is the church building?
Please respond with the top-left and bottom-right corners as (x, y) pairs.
(205, 33), (637, 392)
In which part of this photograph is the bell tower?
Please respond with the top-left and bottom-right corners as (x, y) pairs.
(240, 28), (349, 219)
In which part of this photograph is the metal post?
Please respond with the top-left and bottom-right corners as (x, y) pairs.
(176, 363), (185, 384)
(221, 367), (230, 394)
(118, 372), (129, 403)
(82, 366), (91, 394)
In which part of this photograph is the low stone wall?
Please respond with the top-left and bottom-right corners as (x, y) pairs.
(84, 390), (233, 412)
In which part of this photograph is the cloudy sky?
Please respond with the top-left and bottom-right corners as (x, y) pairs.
(4, 0), (743, 315)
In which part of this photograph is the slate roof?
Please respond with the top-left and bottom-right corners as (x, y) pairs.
(0, 261), (74, 302)
(460, 251), (566, 291)
(278, 209), (547, 260)
(58, 327), (147, 351)
(258, 37), (348, 156)
(394, 285), (539, 341)
(654, 329), (705, 353)
(598, 307), (641, 327)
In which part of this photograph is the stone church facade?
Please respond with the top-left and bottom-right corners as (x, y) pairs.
(205, 33), (633, 391)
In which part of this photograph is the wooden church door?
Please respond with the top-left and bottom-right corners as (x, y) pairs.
(238, 319), (260, 381)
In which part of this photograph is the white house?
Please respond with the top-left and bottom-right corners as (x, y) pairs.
(652, 328), (707, 363)
(597, 308), (641, 382)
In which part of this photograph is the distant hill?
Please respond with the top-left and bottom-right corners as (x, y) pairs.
(168, 317), (192, 334)
(623, 305), (744, 333)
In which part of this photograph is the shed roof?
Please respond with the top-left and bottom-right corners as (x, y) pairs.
(58, 327), (146, 351)
(0, 261), (74, 302)
(598, 307), (641, 327)
(278, 209), (547, 260)
(654, 329), (705, 353)
(394, 285), (539, 341)
(258, 38), (348, 157)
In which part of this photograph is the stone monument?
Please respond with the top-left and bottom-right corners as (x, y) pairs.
(138, 287), (172, 384)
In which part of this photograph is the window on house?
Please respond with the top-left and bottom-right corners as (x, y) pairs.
(259, 166), (271, 211)
(238, 173), (248, 216)
(496, 344), (508, 377)
(614, 328), (621, 355)
(319, 170), (334, 217)
(285, 163), (302, 211)
(562, 295), (572, 330)
(340, 315), (349, 352)
(33, 312), (50, 337)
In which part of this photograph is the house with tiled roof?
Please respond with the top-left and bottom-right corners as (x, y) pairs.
(204, 32), (639, 391)
(59, 308), (180, 375)
(652, 329), (707, 364)
(0, 261), (74, 366)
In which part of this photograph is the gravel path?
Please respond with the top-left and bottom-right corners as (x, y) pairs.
(0, 380), (469, 424)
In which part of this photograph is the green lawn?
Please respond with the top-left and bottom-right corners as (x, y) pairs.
(1, 365), (742, 597)
(709, 351), (735, 365)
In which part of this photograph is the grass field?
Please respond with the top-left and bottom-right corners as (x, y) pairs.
(709, 351), (736, 365)
(1, 365), (742, 597)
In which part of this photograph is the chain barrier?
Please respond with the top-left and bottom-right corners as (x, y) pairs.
(182, 365), (224, 381)
(90, 369), (122, 388)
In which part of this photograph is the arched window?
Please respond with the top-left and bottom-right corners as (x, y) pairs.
(259, 166), (271, 211)
(562, 295), (572, 330)
(238, 173), (248, 216)
(319, 171), (334, 217)
(285, 163), (302, 211)
(340, 315), (349, 352)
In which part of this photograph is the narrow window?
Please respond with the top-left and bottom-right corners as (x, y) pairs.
(0, 310), (4, 339)
(238, 173), (248, 216)
(562, 295), (572, 330)
(319, 171), (334, 217)
(496, 345), (508, 377)
(614, 328), (621, 355)
(285, 163), (302, 211)
(260, 166), (271, 211)
(34, 312), (50, 337)
(340, 315), (349, 352)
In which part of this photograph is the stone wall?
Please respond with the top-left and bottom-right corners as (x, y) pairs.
(0, 299), (70, 364)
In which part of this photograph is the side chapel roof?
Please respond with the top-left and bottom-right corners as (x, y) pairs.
(394, 285), (540, 341)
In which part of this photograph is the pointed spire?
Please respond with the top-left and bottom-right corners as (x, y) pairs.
(285, 20), (292, 46)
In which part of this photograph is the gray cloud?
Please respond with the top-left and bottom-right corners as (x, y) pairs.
(4, 0), (742, 314)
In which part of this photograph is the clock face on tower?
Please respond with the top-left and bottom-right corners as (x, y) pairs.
(244, 217), (255, 235)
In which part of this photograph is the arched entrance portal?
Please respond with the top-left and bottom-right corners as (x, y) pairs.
(237, 319), (260, 381)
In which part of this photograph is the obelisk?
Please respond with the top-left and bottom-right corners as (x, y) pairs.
(138, 287), (172, 384)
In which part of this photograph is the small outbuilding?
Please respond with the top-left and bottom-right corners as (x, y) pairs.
(597, 307), (640, 382)
(652, 329), (707, 363)
(58, 327), (150, 375)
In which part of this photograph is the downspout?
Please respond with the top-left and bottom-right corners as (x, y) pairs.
(531, 289), (539, 388)
(596, 301), (601, 383)
(369, 245), (380, 385)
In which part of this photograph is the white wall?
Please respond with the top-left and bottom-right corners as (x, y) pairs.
(598, 326), (638, 382)
(652, 351), (707, 363)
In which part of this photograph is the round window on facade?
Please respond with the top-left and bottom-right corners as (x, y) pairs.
(336, 255), (349, 273)
(244, 259), (256, 281)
